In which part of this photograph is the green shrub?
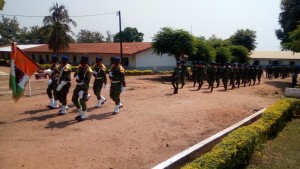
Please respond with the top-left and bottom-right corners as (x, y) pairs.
(182, 98), (300, 169)
(125, 70), (153, 76)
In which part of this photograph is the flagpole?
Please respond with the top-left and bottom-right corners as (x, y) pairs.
(28, 79), (32, 97)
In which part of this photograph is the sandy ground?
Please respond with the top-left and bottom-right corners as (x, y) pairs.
(0, 66), (295, 169)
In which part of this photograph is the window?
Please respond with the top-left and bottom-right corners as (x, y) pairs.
(253, 60), (260, 65)
(290, 61), (295, 66)
(39, 54), (44, 64)
(122, 57), (129, 66)
(73, 55), (77, 64)
(46, 54), (49, 63)
(32, 54), (36, 61)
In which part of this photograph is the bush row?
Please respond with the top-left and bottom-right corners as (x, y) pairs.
(182, 98), (300, 169)
(38, 64), (155, 76)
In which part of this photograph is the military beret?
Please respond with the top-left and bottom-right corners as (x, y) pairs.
(80, 55), (89, 64)
(113, 57), (121, 63)
(61, 55), (69, 61)
(96, 56), (102, 61)
(52, 55), (58, 59)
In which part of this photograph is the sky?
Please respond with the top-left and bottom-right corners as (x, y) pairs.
(0, 0), (282, 51)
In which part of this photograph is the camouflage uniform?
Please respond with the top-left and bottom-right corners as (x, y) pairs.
(215, 64), (222, 88)
(197, 63), (206, 90)
(56, 63), (71, 107)
(180, 63), (189, 88)
(46, 63), (60, 104)
(171, 64), (182, 94)
(109, 62), (126, 114)
(257, 66), (263, 84)
(230, 64), (237, 89)
(92, 63), (107, 107)
(72, 56), (92, 121)
(206, 64), (216, 92)
(222, 64), (231, 91)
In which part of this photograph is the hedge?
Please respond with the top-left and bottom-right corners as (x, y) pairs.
(182, 98), (300, 169)
(38, 64), (154, 75)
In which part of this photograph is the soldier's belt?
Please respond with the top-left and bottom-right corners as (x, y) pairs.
(77, 82), (85, 85)
(95, 77), (103, 79)
(111, 81), (120, 83)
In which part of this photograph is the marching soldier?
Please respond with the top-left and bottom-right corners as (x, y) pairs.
(171, 61), (182, 94)
(197, 61), (206, 90)
(92, 56), (107, 108)
(230, 64), (236, 89)
(44, 55), (60, 109)
(180, 61), (189, 88)
(215, 63), (222, 88)
(192, 61), (198, 87)
(109, 57), (126, 115)
(222, 63), (231, 91)
(257, 66), (263, 84)
(56, 55), (71, 115)
(206, 62), (216, 92)
(72, 56), (92, 121)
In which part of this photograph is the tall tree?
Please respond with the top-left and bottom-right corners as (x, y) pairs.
(229, 29), (257, 51)
(275, 0), (300, 51)
(43, 3), (76, 54)
(114, 27), (144, 42)
(152, 27), (197, 61)
(229, 45), (250, 63)
(0, 0), (4, 10)
(0, 16), (20, 44)
(18, 25), (48, 44)
(191, 37), (216, 63)
(105, 30), (114, 42)
(76, 29), (104, 43)
(207, 35), (230, 49)
(283, 24), (300, 52)
(215, 47), (232, 65)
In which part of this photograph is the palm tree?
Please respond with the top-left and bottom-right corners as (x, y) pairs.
(43, 3), (76, 54)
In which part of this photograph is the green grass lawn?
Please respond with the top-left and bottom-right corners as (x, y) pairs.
(247, 118), (300, 169)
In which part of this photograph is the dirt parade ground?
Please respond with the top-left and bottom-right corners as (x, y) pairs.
(0, 66), (296, 169)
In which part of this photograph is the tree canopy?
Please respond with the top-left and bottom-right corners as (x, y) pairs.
(152, 27), (196, 61)
(229, 29), (257, 51)
(283, 24), (300, 52)
(0, 0), (4, 10)
(215, 47), (232, 65)
(0, 16), (19, 45)
(43, 3), (76, 54)
(275, 0), (300, 52)
(229, 45), (250, 63)
(113, 27), (144, 42)
(76, 29), (104, 43)
(191, 37), (215, 63)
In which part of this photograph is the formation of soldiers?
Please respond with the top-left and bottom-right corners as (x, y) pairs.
(44, 55), (126, 122)
(265, 65), (295, 79)
(172, 61), (264, 94)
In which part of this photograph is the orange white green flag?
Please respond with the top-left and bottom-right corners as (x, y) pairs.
(9, 43), (39, 102)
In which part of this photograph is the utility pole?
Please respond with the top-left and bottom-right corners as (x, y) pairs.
(118, 10), (123, 63)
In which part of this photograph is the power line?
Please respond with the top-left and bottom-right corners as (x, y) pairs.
(0, 11), (118, 18)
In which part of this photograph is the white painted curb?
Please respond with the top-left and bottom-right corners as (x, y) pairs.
(152, 108), (266, 169)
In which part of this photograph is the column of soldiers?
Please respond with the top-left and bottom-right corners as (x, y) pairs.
(171, 61), (265, 93)
(43, 55), (126, 122)
(265, 65), (294, 79)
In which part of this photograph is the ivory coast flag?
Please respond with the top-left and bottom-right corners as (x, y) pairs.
(9, 43), (39, 102)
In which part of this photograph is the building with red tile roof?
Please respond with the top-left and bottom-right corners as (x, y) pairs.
(0, 42), (176, 71)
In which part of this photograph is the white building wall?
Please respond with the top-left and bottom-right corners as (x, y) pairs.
(135, 49), (176, 70)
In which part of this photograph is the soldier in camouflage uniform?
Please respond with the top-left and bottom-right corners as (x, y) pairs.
(251, 65), (257, 85)
(72, 56), (92, 121)
(222, 63), (231, 91)
(44, 55), (60, 109)
(191, 61), (198, 87)
(215, 63), (222, 88)
(197, 61), (206, 90)
(180, 61), (189, 88)
(230, 64), (236, 89)
(109, 57), (126, 114)
(171, 61), (182, 94)
(257, 66), (263, 84)
(235, 64), (242, 88)
(92, 56), (107, 108)
(56, 55), (72, 115)
(206, 62), (217, 92)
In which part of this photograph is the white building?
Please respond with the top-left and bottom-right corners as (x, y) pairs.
(250, 51), (300, 66)
(0, 42), (176, 71)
